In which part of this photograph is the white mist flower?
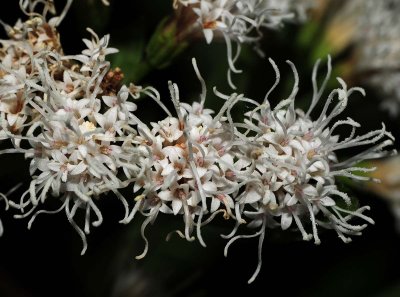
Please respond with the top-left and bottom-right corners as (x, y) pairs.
(124, 59), (242, 259)
(328, 0), (400, 115)
(356, 0), (400, 70)
(354, 0), (400, 115)
(0, 1), (155, 254)
(0, 1), (71, 141)
(219, 57), (395, 283)
(174, 0), (315, 88)
(0, 1), (396, 287)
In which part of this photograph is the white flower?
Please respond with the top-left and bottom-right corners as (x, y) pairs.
(102, 85), (138, 121)
(0, 1), (396, 286)
(174, 0), (315, 87)
(354, 0), (400, 115)
(55, 97), (92, 121)
(159, 183), (190, 215)
(0, 1), (154, 254)
(81, 31), (119, 62)
(151, 117), (184, 143)
(180, 101), (214, 126)
(327, 0), (400, 115)
(220, 57), (395, 283)
(126, 59), (240, 258)
(47, 150), (87, 182)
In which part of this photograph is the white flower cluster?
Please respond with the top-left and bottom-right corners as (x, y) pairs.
(0, 0), (396, 284)
(174, 0), (315, 87)
(340, 0), (400, 116)
(128, 80), (238, 255)
(0, 0), (158, 254)
(359, 0), (400, 116)
(219, 57), (395, 282)
(356, 0), (400, 71)
(120, 58), (394, 283)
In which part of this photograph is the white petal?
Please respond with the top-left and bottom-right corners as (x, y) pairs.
(126, 102), (137, 112)
(70, 162), (87, 175)
(82, 38), (93, 49)
(7, 114), (18, 126)
(235, 158), (251, 169)
(37, 159), (50, 172)
(263, 190), (274, 205)
(303, 185), (318, 197)
(244, 190), (261, 204)
(52, 150), (67, 163)
(182, 168), (193, 178)
(78, 145), (88, 158)
(63, 70), (73, 84)
(161, 164), (175, 176)
(224, 195), (234, 208)
(160, 204), (173, 214)
(158, 190), (173, 201)
(209, 8), (224, 20)
(94, 113), (105, 128)
(320, 197), (336, 207)
(163, 146), (183, 162)
(211, 197), (220, 212)
(106, 106), (118, 125)
(220, 154), (233, 171)
(133, 182), (142, 193)
(281, 212), (293, 230)
(285, 194), (298, 207)
(47, 162), (61, 172)
(88, 165), (101, 179)
(247, 218), (263, 228)
(271, 181), (283, 192)
(118, 87), (129, 101)
(172, 199), (182, 215)
(203, 29), (214, 44)
(52, 178), (60, 196)
(102, 96), (115, 107)
(61, 171), (68, 183)
(203, 181), (217, 192)
(196, 167), (208, 178)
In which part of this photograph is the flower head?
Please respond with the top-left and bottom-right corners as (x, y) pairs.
(218, 57), (395, 283)
(126, 59), (241, 257)
(0, 0), (396, 286)
(0, 0), (154, 254)
(322, 0), (400, 116)
(174, 0), (315, 88)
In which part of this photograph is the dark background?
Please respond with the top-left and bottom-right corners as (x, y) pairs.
(0, 1), (399, 296)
